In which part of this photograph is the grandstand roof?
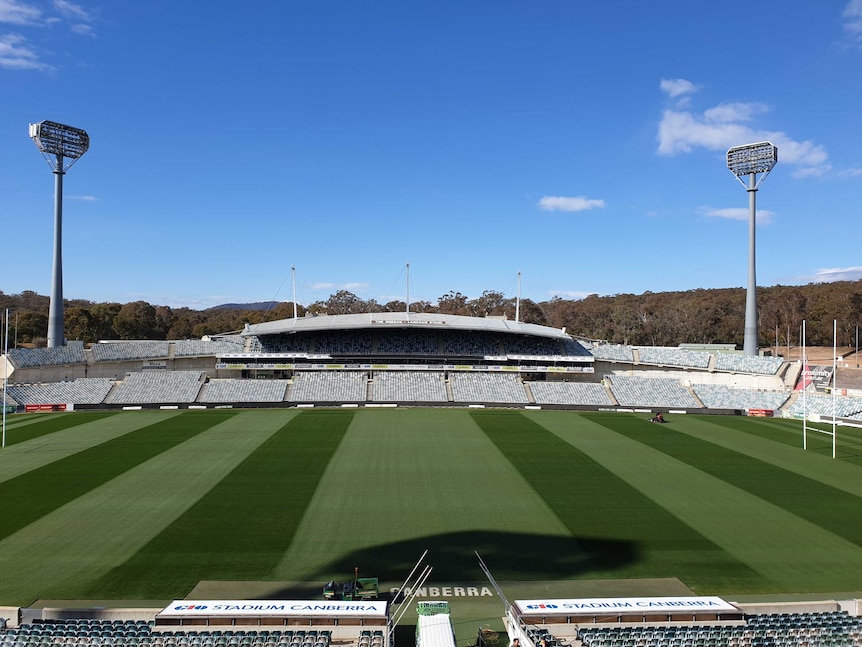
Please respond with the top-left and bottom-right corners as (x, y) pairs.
(243, 312), (569, 339)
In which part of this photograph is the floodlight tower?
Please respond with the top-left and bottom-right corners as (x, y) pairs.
(726, 141), (778, 357)
(29, 120), (90, 348)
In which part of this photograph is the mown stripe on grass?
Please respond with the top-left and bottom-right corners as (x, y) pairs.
(472, 410), (759, 589)
(2, 411), (119, 446)
(0, 410), (236, 542)
(0, 409), (295, 606)
(669, 415), (862, 499)
(0, 411), (181, 485)
(593, 414), (862, 548)
(272, 408), (571, 582)
(87, 409), (354, 599)
(545, 411), (862, 592)
(704, 414), (862, 467)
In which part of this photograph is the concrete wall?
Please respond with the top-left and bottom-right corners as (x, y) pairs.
(0, 606), (20, 628)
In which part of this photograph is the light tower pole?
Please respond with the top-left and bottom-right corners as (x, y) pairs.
(726, 141), (777, 357)
(29, 120), (90, 348)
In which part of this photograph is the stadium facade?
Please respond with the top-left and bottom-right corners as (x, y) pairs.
(3, 311), (856, 418)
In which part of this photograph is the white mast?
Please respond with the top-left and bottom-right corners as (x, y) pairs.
(406, 262), (410, 316)
(832, 318), (837, 459)
(291, 265), (297, 319)
(515, 270), (521, 323)
(803, 319), (807, 450)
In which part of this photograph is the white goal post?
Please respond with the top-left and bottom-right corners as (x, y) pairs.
(801, 319), (837, 459)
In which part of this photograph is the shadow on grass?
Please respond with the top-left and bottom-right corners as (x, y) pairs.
(261, 530), (637, 599)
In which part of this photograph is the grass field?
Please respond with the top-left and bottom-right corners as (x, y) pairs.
(1, 408), (861, 625)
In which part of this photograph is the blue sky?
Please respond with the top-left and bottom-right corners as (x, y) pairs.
(2, 1), (861, 310)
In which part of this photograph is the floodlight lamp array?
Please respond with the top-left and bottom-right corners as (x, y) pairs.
(726, 141), (778, 177)
(29, 120), (90, 162)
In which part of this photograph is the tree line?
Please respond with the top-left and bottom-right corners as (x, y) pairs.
(2, 281), (861, 350)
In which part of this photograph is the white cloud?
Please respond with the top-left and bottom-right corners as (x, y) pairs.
(839, 167), (862, 177)
(538, 196), (605, 212)
(0, 32), (51, 70)
(699, 206), (776, 224)
(844, 0), (862, 42)
(548, 290), (595, 300)
(70, 194), (97, 201)
(53, 0), (90, 21)
(703, 102), (768, 123)
(0, 0), (41, 25)
(798, 266), (862, 283)
(657, 83), (830, 177)
(53, 0), (95, 36)
(70, 22), (93, 36)
(660, 78), (697, 99)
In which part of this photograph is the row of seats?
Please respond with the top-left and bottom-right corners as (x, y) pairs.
(587, 343), (635, 362)
(2, 371), (812, 411)
(6, 346), (86, 367)
(108, 371), (205, 404)
(449, 372), (529, 403)
(5, 378), (113, 405)
(174, 340), (245, 357)
(6, 339), (786, 376)
(636, 346), (711, 369)
(370, 371), (448, 401)
(714, 354), (784, 375)
(92, 342), (171, 362)
(785, 392), (862, 419)
(256, 331), (589, 358)
(289, 371), (367, 402)
(8, 338), (246, 367)
(0, 622), (335, 647)
(375, 330), (440, 355)
(607, 375), (701, 408)
(576, 611), (862, 647)
(530, 381), (614, 406)
(692, 384), (790, 411)
(200, 379), (288, 403)
(585, 343), (785, 376)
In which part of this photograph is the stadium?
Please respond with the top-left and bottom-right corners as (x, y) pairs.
(0, 310), (826, 415)
(2, 309), (862, 647)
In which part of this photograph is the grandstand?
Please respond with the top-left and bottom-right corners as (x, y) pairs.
(508, 598), (862, 647)
(5, 312), (862, 423)
(0, 600), (390, 646)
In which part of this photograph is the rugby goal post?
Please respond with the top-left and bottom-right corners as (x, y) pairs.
(801, 319), (837, 459)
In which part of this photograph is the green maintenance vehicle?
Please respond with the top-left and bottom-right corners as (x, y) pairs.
(322, 568), (379, 601)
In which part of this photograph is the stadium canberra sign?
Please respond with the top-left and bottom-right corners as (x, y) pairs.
(160, 600), (388, 618)
(390, 585), (494, 598)
(515, 596), (737, 615)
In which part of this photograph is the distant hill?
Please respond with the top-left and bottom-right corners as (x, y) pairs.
(208, 301), (279, 311)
